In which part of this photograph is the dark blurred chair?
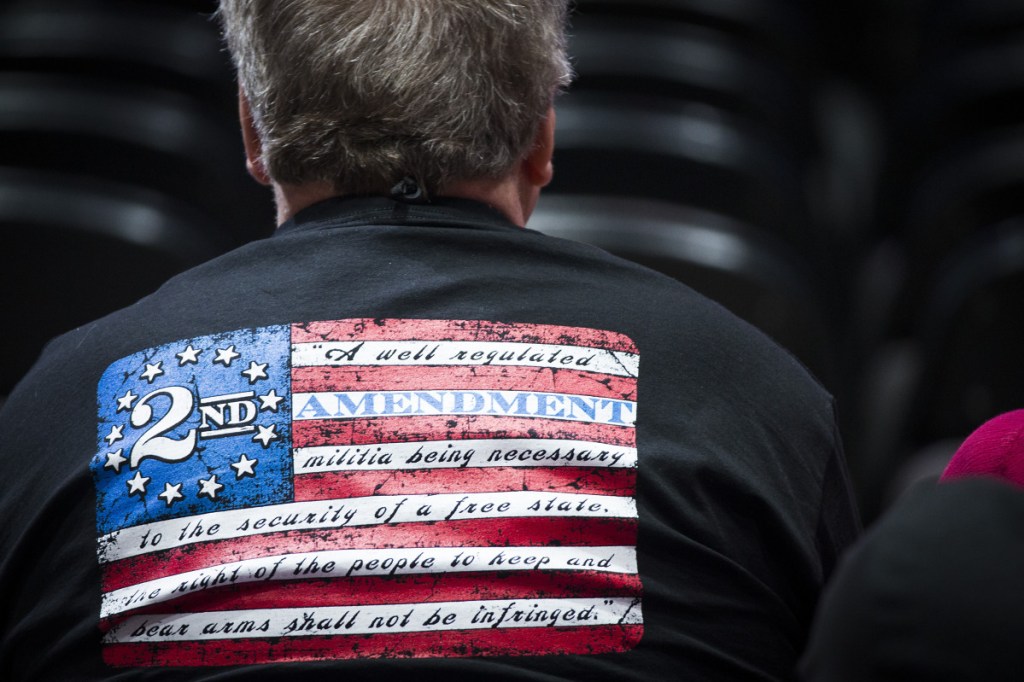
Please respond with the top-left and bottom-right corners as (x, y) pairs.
(863, 127), (1024, 346)
(0, 0), (272, 246)
(566, 15), (819, 157)
(910, 222), (1024, 448)
(548, 91), (822, 263)
(854, 220), (1024, 520)
(877, 38), (1024, 245)
(0, 168), (225, 395)
(918, 0), (1024, 56)
(0, 72), (271, 247)
(572, 0), (820, 69)
(852, 22), (1024, 505)
(865, 13), (1024, 343)
(529, 193), (841, 392)
(0, 0), (232, 108)
(902, 129), (1024, 273)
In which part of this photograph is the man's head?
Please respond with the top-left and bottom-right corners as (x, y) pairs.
(217, 0), (573, 203)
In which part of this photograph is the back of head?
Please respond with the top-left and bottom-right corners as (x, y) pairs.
(217, 0), (573, 199)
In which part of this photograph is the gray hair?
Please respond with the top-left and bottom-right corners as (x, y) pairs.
(217, 0), (573, 197)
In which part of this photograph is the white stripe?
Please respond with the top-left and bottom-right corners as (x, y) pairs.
(291, 389), (636, 426)
(97, 491), (638, 564)
(291, 340), (639, 377)
(293, 438), (638, 473)
(103, 596), (644, 643)
(101, 545), (638, 618)
(199, 391), (254, 405)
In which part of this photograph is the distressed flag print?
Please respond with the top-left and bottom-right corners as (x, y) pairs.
(91, 318), (642, 666)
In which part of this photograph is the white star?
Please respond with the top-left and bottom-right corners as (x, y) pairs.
(176, 345), (202, 365)
(258, 389), (284, 412)
(104, 424), (124, 445)
(104, 449), (127, 473)
(213, 346), (240, 367)
(197, 475), (224, 500)
(241, 361), (269, 384)
(140, 362), (164, 383)
(158, 482), (184, 507)
(231, 454), (258, 479)
(252, 424), (279, 447)
(116, 390), (138, 412)
(126, 470), (150, 497)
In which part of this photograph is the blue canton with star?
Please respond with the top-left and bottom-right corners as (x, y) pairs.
(92, 325), (292, 535)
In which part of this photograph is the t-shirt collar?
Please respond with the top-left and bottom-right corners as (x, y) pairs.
(274, 195), (522, 236)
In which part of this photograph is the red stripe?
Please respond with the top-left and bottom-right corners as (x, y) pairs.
(294, 467), (636, 500)
(102, 570), (643, 619)
(292, 416), (636, 449)
(102, 517), (638, 592)
(291, 318), (639, 353)
(291, 364), (637, 400)
(103, 623), (645, 666)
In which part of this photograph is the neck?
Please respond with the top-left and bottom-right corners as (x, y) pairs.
(273, 174), (536, 228)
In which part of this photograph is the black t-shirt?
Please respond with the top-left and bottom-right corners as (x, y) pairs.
(800, 477), (1024, 682)
(0, 196), (859, 681)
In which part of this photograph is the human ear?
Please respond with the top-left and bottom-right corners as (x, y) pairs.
(523, 106), (556, 189)
(238, 89), (272, 186)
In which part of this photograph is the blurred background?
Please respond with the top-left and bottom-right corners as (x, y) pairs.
(3, 0), (1024, 524)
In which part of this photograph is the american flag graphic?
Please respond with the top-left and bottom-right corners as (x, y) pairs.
(91, 318), (642, 666)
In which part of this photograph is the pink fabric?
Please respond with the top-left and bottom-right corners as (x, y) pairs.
(941, 409), (1024, 487)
